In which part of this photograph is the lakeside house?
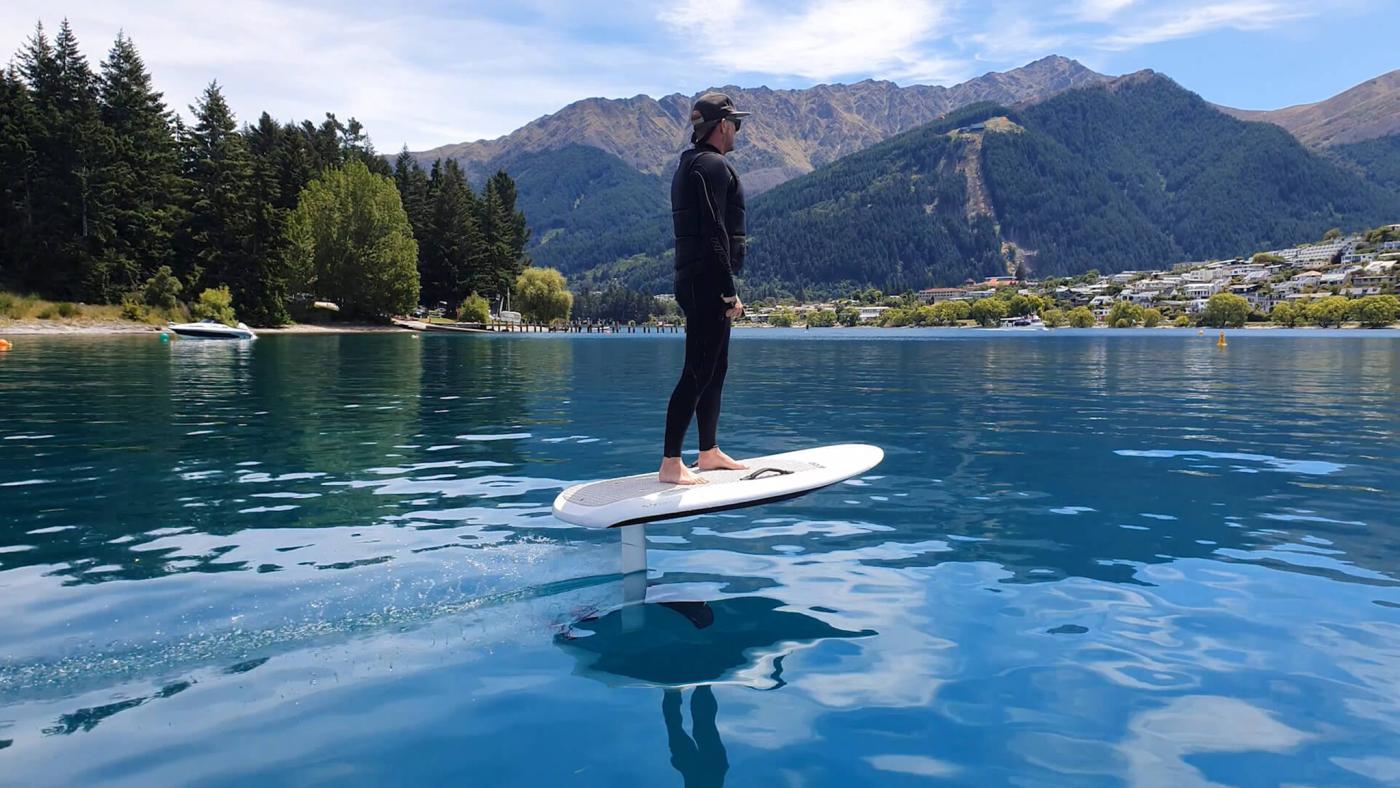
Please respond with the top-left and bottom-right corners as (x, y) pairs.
(1183, 281), (1227, 299)
(918, 287), (972, 303)
(733, 225), (1396, 326)
(1346, 261), (1398, 296)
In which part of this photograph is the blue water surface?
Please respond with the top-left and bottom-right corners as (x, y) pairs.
(1, 328), (1397, 786)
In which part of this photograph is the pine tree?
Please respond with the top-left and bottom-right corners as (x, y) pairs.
(0, 65), (41, 289)
(243, 112), (296, 325)
(96, 32), (182, 300)
(18, 20), (110, 299)
(479, 170), (530, 297)
(300, 113), (342, 172)
(393, 147), (431, 241)
(420, 159), (483, 307)
(179, 81), (265, 321)
(338, 115), (391, 177)
(486, 170), (529, 255)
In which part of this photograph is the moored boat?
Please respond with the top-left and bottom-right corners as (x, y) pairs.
(167, 320), (257, 340)
(994, 315), (1049, 330)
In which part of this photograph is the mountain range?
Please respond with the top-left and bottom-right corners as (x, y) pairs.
(402, 57), (1400, 294)
(1218, 69), (1400, 148)
(412, 55), (1109, 195)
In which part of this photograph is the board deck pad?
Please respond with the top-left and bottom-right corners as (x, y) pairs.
(552, 444), (883, 528)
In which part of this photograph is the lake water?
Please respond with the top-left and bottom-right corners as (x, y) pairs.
(1, 329), (1397, 786)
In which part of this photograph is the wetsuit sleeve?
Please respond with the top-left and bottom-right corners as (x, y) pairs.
(691, 155), (738, 299)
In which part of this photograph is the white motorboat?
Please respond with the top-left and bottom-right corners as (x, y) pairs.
(167, 320), (258, 340)
(995, 315), (1048, 330)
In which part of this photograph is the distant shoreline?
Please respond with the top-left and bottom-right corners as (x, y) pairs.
(2, 319), (1395, 336)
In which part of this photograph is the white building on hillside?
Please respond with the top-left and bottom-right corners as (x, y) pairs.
(1183, 281), (1226, 299)
(1290, 270), (1323, 288)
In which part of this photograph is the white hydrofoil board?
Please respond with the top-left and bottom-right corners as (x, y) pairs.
(552, 444), (884, 529)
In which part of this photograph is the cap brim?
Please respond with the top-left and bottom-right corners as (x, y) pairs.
(728, 110), (752, 118)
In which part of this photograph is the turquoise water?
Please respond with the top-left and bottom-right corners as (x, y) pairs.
(1, 329), (1397, 786)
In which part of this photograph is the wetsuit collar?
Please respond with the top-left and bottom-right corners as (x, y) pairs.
(694, 142), (722, 154)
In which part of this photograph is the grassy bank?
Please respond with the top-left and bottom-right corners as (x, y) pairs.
(0, 291), (187, 327)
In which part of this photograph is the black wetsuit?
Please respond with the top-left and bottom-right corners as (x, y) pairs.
(663, 142), (746, 458)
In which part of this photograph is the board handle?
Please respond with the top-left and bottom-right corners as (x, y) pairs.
(741, 467), (795, 481)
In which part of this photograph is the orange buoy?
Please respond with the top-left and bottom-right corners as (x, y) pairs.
(1217, 331), (1227, 348)
(0, 338), (12, 352)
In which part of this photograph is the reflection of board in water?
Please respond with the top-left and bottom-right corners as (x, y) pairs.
(556, 596), (875, 689)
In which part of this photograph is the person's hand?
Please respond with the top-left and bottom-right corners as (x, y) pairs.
(724, 296), (743, 320)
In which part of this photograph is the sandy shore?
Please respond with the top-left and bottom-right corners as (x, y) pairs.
(0, 319), (159, 335)
(256, 323), (408, 334)
(0, 320), (410, 335)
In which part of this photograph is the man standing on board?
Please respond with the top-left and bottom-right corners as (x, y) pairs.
(659, 92), (750, 485)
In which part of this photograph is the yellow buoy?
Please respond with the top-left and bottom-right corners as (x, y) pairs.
(0, 338), (12, 352)
(1217, 331), (1227, 347)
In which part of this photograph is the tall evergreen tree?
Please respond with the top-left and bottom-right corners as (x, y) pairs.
(0, 65), (40, 289)
(18, 20), (110, 299)
(478, 170), (530, 297)
(300, 113), (342, 172)
(485, 169), (529, 256)
(179, 81), (269, 321)
(393, 147), (431, 238)
(242, 112), (298, 325)
(96, 32), (182, 300)
(338, 115), (391, 176)
(420, 159), (483, 307)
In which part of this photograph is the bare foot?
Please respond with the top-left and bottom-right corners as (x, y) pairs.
(659, 457), (709, 485)
(696, 447), (748, 471)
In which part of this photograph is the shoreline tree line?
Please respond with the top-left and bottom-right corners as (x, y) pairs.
(0, 21), (536, 326)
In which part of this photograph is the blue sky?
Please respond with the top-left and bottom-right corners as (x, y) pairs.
(4, 1), (1396, 151)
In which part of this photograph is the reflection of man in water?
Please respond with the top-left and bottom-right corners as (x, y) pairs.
(662, 685), (728, 788)
(556, 595), (873, 787)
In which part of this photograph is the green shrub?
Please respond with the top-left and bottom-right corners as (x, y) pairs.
(1199, 293), (1250, 327)
(1305, 295), (1349, 328)
(36, 305), (57, 319)
(879, 307), (912, 327)
(121, 293), (149, 321)
(1107, 301), (1144, 327)
(1269, 301), (1304, 327)
(458, 292), (491, 323)
(969, 298), (1008, 326)
(0, 293), (38, 319)
(1348, 295), (1399, 328)
(56, 302), (79, 318)
(191, 286), (237, 325)
(142, 266), (183, 309)
(1142, 308), (1163, 328)
(1173, 315), (1191, 327)
(1067, 306), (1096, 328)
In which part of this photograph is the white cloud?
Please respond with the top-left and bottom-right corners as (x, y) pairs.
(0, 1), (675, 150)
(0, 0), (1369, 149)
(1096, 1), (1316, 49)
(658, 0), (968, 85)
(1076, 0), (1141, 22)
